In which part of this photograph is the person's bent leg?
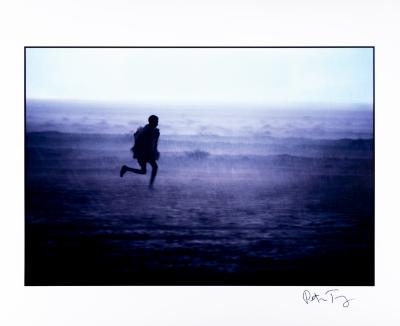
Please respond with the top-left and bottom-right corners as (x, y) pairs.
(149, 160), (158, 187)
(120, 159), (147, 177)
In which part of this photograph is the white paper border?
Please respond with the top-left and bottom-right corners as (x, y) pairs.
(1, 0), (400, 325)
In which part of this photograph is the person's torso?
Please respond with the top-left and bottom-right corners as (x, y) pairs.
(134, 125), (159, 158)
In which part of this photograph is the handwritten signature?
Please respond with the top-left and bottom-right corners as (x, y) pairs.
(303, 289), (354, 308)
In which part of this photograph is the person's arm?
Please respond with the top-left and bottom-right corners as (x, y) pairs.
(154, 129), (160, 146)
(154, 129), (160, 159)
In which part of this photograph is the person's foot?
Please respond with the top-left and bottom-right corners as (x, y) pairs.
(120, 165), (127, 177)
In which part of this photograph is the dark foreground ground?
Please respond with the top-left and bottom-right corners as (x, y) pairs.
(25, 132), (374, 285)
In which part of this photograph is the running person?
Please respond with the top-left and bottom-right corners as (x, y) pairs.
(120, 115), (160, 188)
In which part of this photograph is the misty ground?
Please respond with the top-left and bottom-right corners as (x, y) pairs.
(25, 131), (374, 285)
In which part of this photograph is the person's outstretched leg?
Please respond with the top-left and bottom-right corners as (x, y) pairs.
(120, 159), (147, 177)
(148, 160), (158, 188)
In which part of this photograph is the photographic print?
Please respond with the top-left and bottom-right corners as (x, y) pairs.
(25, 47), (374, 285)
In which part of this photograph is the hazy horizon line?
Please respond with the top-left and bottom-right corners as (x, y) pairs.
(26, 97), (373, 111)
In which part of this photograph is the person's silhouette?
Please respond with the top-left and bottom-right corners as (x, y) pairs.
(120, 115), (160, 188)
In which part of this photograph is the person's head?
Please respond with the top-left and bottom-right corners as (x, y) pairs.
(148, 115), (159, 128)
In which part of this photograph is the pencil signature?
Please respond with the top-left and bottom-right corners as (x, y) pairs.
(303, 289), (354, 308)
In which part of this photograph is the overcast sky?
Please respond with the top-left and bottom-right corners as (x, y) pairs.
(26, 48), (373, 108)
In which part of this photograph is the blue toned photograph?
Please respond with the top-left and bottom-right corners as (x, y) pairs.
(25, 47), (374, 285)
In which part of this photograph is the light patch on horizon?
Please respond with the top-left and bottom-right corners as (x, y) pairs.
(26, 48), (373, 108)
